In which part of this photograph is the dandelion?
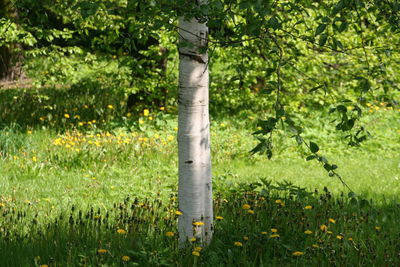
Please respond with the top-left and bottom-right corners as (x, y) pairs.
(64, 114), (70, 119)
(270, 234), (280, 238)
(320, 224), (328, 232)
(194, 246), (202, 252)
(40, 265), (49, 267)
(32, 156), (37, 162)
(304, 205), (313, 210)
(336, 235), (344, 240)
(121, 255), (130, 261)
(304, 230), (313, 235)
(375, 226), (381, 231)
(192, 251), (200, 256)
(107, 105), (114, 109)
(0, 203), (5, 207)
(348, 237), (353, 241)
(143, 109), (150, 116)
(189, 237), (196, 242)
(98, 249), (108, 254)
(261, 232), (268, 235)
(160, 107), (165, 111)
(234, 241), (243, 247)
(220, 123), (226, 127)
(167, 135), (174, 141)
(329, 218), (336, 224)
(248, 209), (254, 214)
(292, 251), (304, 256)
(175, 211), (183, 215)
(165, 231), (174, 237)
(259, 197), (265, 201)
(74, 115), (81, 119)
(242, 204), (251, 210)
(139, 119), (144, 124)
(327, 231), (333, 234)
(117, 229), (127, 234)
(27, 130), (33, 134)
(193, 221), (204, 226)
(243, 236), (249, 240)
(149, 116), (153, 120)
(271, 228), (278, 233)
(216, 216), (224, 220)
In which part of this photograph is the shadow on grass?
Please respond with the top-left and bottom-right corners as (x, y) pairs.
(0, 181), (399, 266)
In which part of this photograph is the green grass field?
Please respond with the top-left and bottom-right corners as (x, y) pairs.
(0, 87), (399, 266)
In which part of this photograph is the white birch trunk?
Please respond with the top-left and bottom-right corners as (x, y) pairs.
(178, 0), (213, 245)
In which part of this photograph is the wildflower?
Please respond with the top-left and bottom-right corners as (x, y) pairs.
(327, 231), (333, 234)
(348, 237), (353, 241)
(143, 109), (149, 116)
(336, 235), (343, 240)
(248, 209), (254, 214)
(304, 205), (313, 210)
(160, 107), (165, 111)
(271, 228), (278, 233)
(259, 197), (265, 201)
(32, 156), (37, 162)
(215, 216), (224, 220)
(165, 231), (174, 237)
(329, 218), (336, 224)
(64, 114), (70, 119)
(27, 130), (32, 134)
(0, 203), (5, 207)
(261, 232), (268, 235)
(270, 234), (280, 238)
(312, 244), (319, 248)
(189, 237), (196, 242)
(175, 211), (183, 215)
(304, 230), (313, 235)
(375, 226), (381, 231)
(192, 251), (200, 256)
(107, 105), (114, 109)
(117, 229), (127, 234)
(74, 115), (81, 119)
(194, 246), (202, 252)
(98, 249), (108, 254)
(242, 204), (251, 210)
(139, 119), (144, 124)
(275, 199), (283, 204)
(149, 116), (153, 120)
(126, 112), (132, 117)
(121, 255), (130, 261)
(220, 123), (226, 127)
(234, 241), (243, 247)
(40, 265), (49, 267)
(320, 224), (328, 232)
(78, 122), (84, 126)
(243, 236), (249, 241)
(292, 251), (304, 256)
(167, 135), (174, 141)
(193, 221), (204, 226)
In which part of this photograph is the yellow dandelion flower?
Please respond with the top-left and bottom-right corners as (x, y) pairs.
(304, 205), (313, 210)
(139, 119), (144, 124)
(165, 231), (174, 237)
(126, 112), (132, 117)
(160, 107), (165, 111)
(32, 156), (37, 162)
(220, 123), (226, 127)
(248, 209), (255, 214)
(243, 236), (249, 240)
(143, 109), (150, 116)
(189, 237), (196, 242)
(175, 211), (183, 215)
(292, 251), (304, 256)
(304, 230), (313, 235)
(121, 255), (130, 261)
(320, 224), (328, 232)
(275, 199), (282, 204)
(375, 226), (381, 231)
(27, 130), (33, 134)
(216, 216), (224, 220)
(194, 246), (202, 252)
(97, 249), (108, 254)
(167, 135), (174, 141)
(64, 114), (70, 119)
(234, 241), (243, 247)
(192, 251), (200, 256)
(117, 229), (127, 234)
(327, 231), (333, 234)
(242, 204), (251, 210)
(193, 221), (204, 226)
(0, 203), (5, 207)
(271, 228), (278, 233)
(336, 235), (343, 240)
(261, 232), (268, 235)
(348, 237), (353, 241)
(40, 265), (49, 267)
(259, 197), (265, 201)
(74, 115), (81, 119)
(107, 105), (114, 109)
(270, 234), (280, 238)
(329, 218), (336, 224)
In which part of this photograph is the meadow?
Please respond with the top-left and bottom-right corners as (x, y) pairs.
(0, 86), (399, 266)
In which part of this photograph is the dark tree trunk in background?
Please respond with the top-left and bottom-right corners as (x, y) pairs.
(0, 0), (24, 82)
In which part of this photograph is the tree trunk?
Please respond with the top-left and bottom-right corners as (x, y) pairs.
(177, 0), (213, 245)
(0, 0), (24, 81)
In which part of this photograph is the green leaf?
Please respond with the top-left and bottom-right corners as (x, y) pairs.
(315, 24), (327, 36)
(306, 155), (317, 161)
(310, 142), (319, 153)
(268, 16), (281, 30)
(319, 34), (328, 46)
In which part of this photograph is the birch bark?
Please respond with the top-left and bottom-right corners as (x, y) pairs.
(177, 0), (213, 245)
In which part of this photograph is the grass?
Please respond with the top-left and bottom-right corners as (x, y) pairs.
(0, 86), (399, 266)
